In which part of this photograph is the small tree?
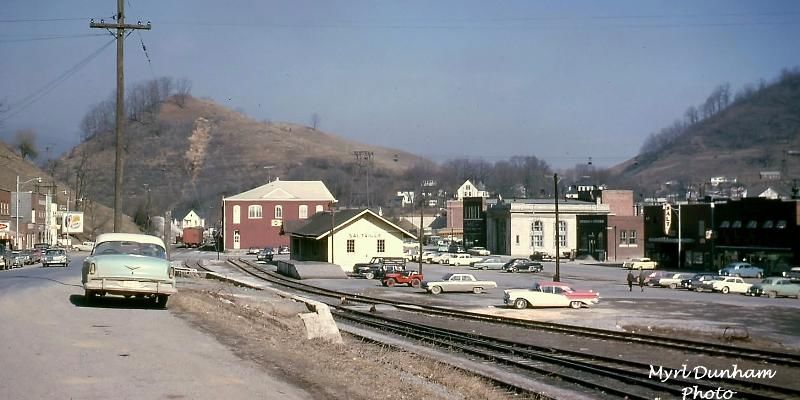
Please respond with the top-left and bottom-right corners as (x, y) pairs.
(14, 129), (39, 160)
(310, 113), (320, 130)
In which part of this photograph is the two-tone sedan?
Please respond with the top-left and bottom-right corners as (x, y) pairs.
(422, 273), (497, 295)
(504, 281), (600, 309)
(82, 233), (176, 308)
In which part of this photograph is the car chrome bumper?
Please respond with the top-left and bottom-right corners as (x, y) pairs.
(84, 279), (177, 295)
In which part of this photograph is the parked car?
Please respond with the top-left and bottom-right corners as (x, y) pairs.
(502, 258), (544, 273)
(257, 248), (274, 262)
(470, 256), (507, 270)
(719, 262), (764, 278)
(82, 233), (176, 308)
(645, 270), (674, 286)
(681, 273), (720, 291)
(695, 275), (727, 293)
(73, 241), (96, 252)
(622, 257), (658, 270)
(382, 270), (424, 288)
(746, 277), (800, 298)
(42, 248), (70, 268)
(0, 255), (5, 270)
(422, 273), (497, 295)
(529, 251), (554, 262)
(430, 252), (452, 264)
(415, 251), (438, 263)
(446, 253), (482, 266)
(658, 273), (694, 289)
(781, 267), (800, 283)
(352, 257), (406, 280)
(711, 276), (752, 294)
(247, 246), (260, 255)
(467, 246), (490, 256)
(6, 251), (25, 268)
(20, 250), (34, 265)
(277, 245), (290, 255)
(503, 281), (600, 309)
(447, 244), (466, 254)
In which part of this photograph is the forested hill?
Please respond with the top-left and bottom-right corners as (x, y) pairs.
(611, 69), (800, 194)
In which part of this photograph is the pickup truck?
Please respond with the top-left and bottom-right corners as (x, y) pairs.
(352, 257), (407, 280)
(622, 257), (657, 270)
(72, 241), (95, 252)
(422, 273), (497, 295)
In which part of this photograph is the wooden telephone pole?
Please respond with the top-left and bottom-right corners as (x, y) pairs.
(90, 1), (151, 232)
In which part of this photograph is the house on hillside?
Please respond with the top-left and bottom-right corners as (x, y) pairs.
(180, 209), (205, 228)
(285, 208), (416, 272)
(222, 179), (336, 250)
(456, 180), (488, 200)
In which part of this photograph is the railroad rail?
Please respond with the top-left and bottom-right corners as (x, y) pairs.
(219, 259), (799, 399)
(223, 259), (800, 368)
(335, 307), (797, 400)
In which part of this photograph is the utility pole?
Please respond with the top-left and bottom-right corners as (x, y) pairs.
(554, 173), (560, 282)
(90, 1), (151, 232)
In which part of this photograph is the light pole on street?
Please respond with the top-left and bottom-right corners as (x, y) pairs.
(15, 176), (42, 250)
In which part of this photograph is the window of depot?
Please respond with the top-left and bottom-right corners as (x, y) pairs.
(377, 239), (385, 253)
(347, 239), (355, 253)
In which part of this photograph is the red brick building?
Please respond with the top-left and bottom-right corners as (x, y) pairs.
(601, 190), (644, 262)
(0, 189), (11, 249)
(222, 180), (336, 250)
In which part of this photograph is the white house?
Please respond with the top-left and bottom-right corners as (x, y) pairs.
(287, 208), (417, 272)
(181, 210), (205, 229)
(456, 180), (488, 201)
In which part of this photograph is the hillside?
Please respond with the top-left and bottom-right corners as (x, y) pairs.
(52, 96), (431, 224)
(0, 141), (140, 238)
(611, 72), (800, 196)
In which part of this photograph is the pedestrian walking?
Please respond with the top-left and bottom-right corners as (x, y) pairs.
(626, 270), (634, 291)
(638, 267), (646, 292)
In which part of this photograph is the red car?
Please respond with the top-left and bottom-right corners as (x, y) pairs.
(382, 270), (424, 288)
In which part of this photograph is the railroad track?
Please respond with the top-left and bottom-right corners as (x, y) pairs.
(223, 259), (800, 368)
(335, 307), (797, 400)
(183, 259), (800, 398)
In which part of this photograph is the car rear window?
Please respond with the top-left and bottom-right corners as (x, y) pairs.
(94, 241), (166, 258)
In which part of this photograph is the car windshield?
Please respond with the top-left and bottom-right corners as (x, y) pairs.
(441, 273), (454, 280)
(93, 241), (166, 259)
(45, 250), (65, 256)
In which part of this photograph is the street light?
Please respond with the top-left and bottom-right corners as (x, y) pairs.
(15, 176), (42, 250)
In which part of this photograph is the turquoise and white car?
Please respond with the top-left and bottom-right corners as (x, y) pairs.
(82, 233), (176, 308)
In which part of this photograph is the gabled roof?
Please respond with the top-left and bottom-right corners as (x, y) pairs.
(224, 180), (336, 202)
(288, 208), (417, 240)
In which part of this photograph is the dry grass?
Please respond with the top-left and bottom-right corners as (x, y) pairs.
(171, 288), (538, 400)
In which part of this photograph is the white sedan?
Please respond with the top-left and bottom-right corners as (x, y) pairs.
(711, 277), (752, 294)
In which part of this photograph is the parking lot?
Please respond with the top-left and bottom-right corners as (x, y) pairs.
(297, 259), (800, 349)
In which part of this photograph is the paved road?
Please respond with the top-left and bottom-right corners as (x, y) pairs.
(0, 257), (311, 400)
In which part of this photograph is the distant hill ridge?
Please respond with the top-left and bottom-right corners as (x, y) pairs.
(611, 70), (800, 194)
(52, 96), (430, 223)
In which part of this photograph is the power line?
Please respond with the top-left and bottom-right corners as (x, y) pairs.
(0, 33), (108, 43)
(0, 38), (116, 123)
(0, 17), (91, 23)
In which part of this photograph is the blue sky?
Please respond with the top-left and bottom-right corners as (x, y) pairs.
(1, 0), (799, 168)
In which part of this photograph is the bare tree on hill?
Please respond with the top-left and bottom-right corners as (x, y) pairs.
(310, 113), (320, 130)
(13, 129), (39, 160)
